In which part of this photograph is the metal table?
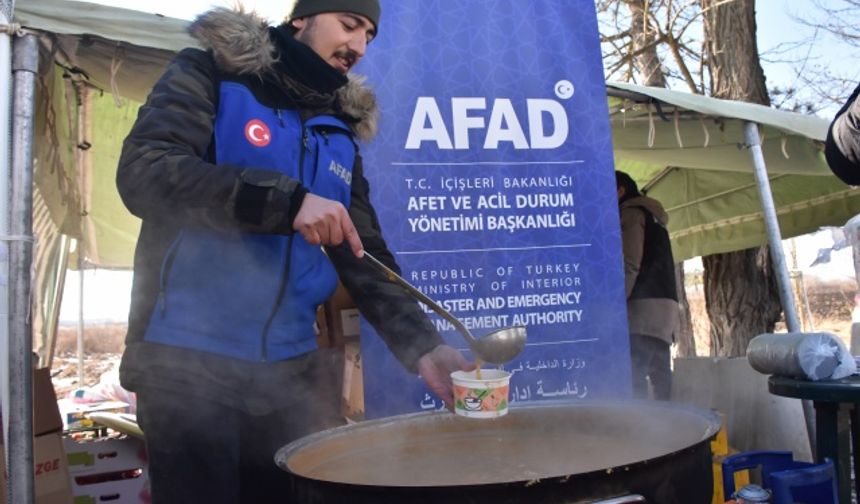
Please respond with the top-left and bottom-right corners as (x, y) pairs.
(768, 374), (860, 503)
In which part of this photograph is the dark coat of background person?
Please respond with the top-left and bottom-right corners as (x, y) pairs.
(617, 171), (680, 401)
(825, 82), (860, 185)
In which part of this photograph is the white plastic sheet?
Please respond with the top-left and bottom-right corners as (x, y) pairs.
(747, 332), (857, 381)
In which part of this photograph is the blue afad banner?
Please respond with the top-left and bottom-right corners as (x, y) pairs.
(356, 0), (631, 418)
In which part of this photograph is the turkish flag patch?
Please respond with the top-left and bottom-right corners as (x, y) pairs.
(244, 119), (272, 147)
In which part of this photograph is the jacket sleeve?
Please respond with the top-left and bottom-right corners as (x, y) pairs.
(328, 154), (443, 372)
(825, 82), (860, 185)
(620, 206), (646, 299)
(116, 48), (307, 233)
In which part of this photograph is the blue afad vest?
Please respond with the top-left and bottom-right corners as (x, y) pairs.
(144, 82), (355, 362)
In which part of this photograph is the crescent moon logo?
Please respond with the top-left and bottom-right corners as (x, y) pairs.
(244, 119), (272, 147)
(554, 80), (575, 100)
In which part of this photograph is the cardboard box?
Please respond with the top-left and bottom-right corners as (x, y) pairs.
(33, 367), (63, 436)
(339, 309), (361, 339)
(71, 474), (149, 504)
(64, 436), (146, 476)
(1, 368), (72, 504)
(33, 432), (74, 504)
(58, 400), (131, 431)
(65, 436), (149, 504)
(341, 340), (364, 420)
(323, 283), (358, 348)
(315, 305), (330, 348)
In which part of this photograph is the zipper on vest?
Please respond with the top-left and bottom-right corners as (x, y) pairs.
(260, 235), (294, 361)
(156, 232), (185, 318)
(259, 119), (307, 361)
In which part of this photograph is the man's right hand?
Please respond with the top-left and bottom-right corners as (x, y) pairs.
(293, 193), (364, 257)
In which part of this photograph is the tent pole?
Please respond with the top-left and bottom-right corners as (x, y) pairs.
(9, 31), (38, 504)
(77, 254), (84, 387)
(0, 8), (14, 456)
(744, 121), (816, 456)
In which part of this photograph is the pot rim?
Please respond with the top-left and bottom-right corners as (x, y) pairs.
(275, 399), (721, 489)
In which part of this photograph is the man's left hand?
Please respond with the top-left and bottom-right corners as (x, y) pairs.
(415, 345), (475, 410)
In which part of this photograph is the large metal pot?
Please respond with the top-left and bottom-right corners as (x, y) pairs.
(276, 400), (720, 503)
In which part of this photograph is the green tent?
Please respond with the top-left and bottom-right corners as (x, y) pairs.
(606, 82), (857, 260)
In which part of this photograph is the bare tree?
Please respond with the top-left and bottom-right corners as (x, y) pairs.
(769, 0), (860, 112)
(600, 0), (698, 356)
(599, 0), (710, 93)
(600, 0), (784, 357)
(700, 0), (783, 357)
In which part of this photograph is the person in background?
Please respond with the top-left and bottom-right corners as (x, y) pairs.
(115, 1), (472, 502)
(825, 82), (860, 185)
(616, 171), (680, 400)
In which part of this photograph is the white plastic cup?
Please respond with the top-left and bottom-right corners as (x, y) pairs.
(451, 369), (512, 418)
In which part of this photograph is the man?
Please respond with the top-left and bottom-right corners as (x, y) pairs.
(826, 82), (860, 185)
(115, 1), (472, 502)
(616, 171), (679, 401)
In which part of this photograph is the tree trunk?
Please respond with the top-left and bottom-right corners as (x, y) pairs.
(701, 0), (781, 357)
(626, 0), (696, 355)
(626, 0), (667, 88)
(702, 0), (770, 106)
(674, 262), (697, 357)
(703, 249), (781, 356)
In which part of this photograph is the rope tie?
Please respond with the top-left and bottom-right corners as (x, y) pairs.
(0, 234), (35, 243)
(647, 104), (656, 148)
(700, 117), (710, 148)
(673, 109), (683, 149)
(0, 22), (24, 36)
(109, 44), (125, 107)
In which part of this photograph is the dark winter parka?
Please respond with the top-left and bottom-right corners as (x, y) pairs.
(619, 195), (680, 345)
(116, 7), (441, 394)
(826, 82), (860, 185)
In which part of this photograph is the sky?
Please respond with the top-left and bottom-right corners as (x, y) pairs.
(75, 0), (859, 114)
(54, 0), (859, 322)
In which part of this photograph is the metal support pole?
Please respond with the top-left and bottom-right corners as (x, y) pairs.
(9, 32), (38, 504)
(745, 123), (801, 330)
(77, 254), (84, 387)
(1, 7), (14, 455)
(744, 121), (816, 457)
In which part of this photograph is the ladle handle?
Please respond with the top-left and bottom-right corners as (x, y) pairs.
(361, 251), (477, 346)
(589, 496), (646, 504)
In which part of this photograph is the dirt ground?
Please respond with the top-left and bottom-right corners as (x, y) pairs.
(52, 324), (126, 399)
(51, 276), (856, 398)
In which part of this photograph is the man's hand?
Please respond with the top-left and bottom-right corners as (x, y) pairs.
(293, 193), (363, 257)
(416, 345), (475, 410)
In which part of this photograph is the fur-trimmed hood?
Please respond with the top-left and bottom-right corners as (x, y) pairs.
(188, 6), (378, 141)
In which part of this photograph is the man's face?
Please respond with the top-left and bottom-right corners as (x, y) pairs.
(292, 12), (376, 74)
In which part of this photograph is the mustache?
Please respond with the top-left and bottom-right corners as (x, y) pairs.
(334, 50), (358, 67)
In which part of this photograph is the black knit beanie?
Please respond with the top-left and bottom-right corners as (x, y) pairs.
(288, 0), (381, 32)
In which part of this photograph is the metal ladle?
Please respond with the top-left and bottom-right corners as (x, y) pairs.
(362, 251), (527, 365)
